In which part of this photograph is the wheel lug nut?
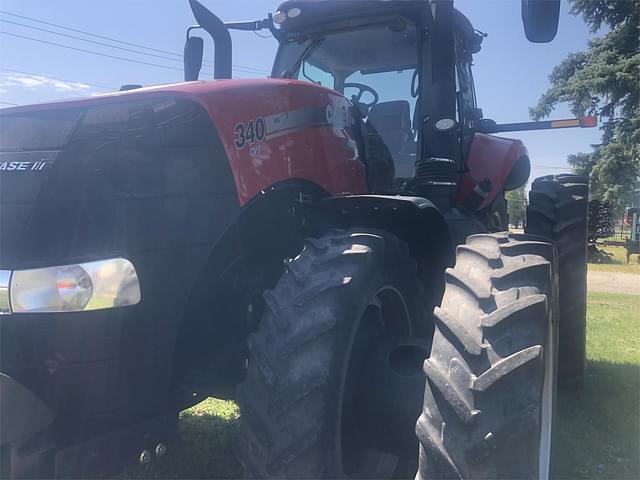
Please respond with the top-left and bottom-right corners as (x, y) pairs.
(139, 450), (152, 465)
(155, 443), (167, 457)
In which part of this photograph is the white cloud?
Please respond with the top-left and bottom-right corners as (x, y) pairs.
(0, 74), (91, 93)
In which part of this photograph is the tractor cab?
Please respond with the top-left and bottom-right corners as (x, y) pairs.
(272, 1), (423, 181)
(269, 0), (485, 186)
(185, 0), (570, 206)
(185, 0), (480, 182)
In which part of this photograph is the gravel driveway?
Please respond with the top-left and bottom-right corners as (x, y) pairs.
(588, 271), (639, 295)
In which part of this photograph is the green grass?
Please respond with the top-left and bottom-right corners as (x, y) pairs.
(553, 292), (640, 479)
(129, 292), (640, 479)
(589, 245), (640, 274)
(123, 399), (241, 479)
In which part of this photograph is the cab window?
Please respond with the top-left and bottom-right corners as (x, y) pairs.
(276, 19), (420, 183)
(298, 61), (336, 89)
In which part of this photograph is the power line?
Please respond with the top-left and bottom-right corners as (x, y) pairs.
(0, 30), (266, 77)
(0, 101), (18, 106)
(0, 18), (213, 77)
(0, 18), (194, 65)
(0, 30), (205, 75)
(0, 10), (270, 75)
(0, 67), (117, 91)
(0, 18), (266, 75)
(0, 10), (189, 58)
(530, 164), (573, 170)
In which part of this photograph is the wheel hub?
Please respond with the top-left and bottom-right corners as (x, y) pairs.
(353, 337), (429, 457)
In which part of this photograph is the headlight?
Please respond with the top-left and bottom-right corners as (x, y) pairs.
(8, 258), (141, 313)
(0, 270), (10, 315)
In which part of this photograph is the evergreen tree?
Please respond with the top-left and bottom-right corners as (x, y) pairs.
(530, 0), (640, 212)
(506, 185), (528, 228)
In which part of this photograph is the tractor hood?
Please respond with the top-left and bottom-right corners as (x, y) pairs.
(0, 79), (253, 270)
(0, 77), (362, 269)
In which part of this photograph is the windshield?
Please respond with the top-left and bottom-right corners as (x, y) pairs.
(273, 20), (420, 180)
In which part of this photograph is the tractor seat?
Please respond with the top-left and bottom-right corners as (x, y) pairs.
(367, 100), (416, 179)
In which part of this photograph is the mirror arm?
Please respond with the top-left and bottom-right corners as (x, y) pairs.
(186, 25), (201, 41)
(225, 15), (282, 41)
(225, 18), (271, 31)
(225, 21), (262, 31)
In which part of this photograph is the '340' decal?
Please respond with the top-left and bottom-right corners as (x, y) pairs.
(234, 117), (266, 150)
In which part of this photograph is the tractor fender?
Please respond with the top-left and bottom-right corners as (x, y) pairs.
(173, 179), (330, 397)
(311, 195), (455, 288)
(0, 373), (54, 446)
(457, 133), (530, 210)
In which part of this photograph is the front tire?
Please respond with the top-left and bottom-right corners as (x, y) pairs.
(416, 232), (558, 479)
(236, 229), (427, 478)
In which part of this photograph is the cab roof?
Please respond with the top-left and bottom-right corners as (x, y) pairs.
(275, 0), (427, 32)
(274, 1), (479, 50)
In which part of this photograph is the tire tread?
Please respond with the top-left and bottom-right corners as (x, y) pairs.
(417, 232), (557, 479)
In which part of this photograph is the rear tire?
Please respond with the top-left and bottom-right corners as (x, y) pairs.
(416, 232), (558, 479)
(236, 229), (426, 478)
(526, 174), (588, 386)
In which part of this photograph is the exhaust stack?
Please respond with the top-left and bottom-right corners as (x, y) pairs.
(187, 0), (232, 80)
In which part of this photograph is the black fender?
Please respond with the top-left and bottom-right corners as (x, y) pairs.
(173, 179), (329, 398)
(180, 179), (329, 301)
(0, 373), (53, 446)
(311, 195), (455, 329)
(312, 195), (454, 270)
(176, 190), (455, 394)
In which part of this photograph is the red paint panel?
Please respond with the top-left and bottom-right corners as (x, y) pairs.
(457, 133), (528, 209)
(199, 79), (368, 205)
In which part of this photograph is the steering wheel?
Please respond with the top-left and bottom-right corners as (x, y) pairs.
(344, 82), (380, 109)
(411, 70), (420, 98)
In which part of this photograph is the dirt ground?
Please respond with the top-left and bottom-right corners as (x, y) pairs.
(588, 270), (640, 295)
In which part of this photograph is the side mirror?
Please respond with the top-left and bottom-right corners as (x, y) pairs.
(184, 35), (204, 81)
(521, 0), (560, 43)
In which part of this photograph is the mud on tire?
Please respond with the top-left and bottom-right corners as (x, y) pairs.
(526, 174), (588, 385)
(416, 232), (558, 479)
(236, 229), (427, 478)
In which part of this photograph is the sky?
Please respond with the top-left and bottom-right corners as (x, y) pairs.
(0, 0), (603, 181)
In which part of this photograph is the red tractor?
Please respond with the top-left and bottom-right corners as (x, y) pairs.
(0, 0), (594, 478)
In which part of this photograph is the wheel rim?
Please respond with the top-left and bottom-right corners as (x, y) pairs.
(339, 287), (411, 478)
(539, 312), (555, 479)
